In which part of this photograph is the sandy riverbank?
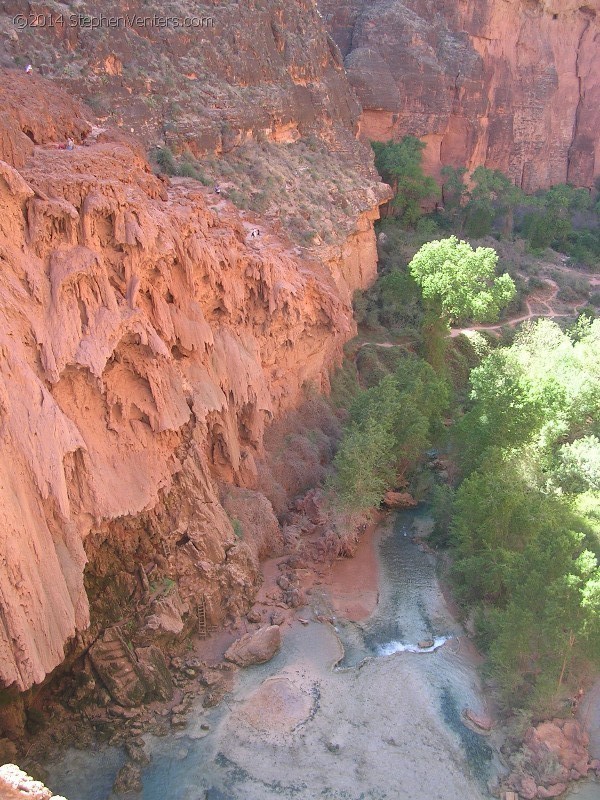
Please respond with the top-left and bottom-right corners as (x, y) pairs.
(317, 516), (386, 622)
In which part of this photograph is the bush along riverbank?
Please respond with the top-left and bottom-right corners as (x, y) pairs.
(331, 227), (600, 797)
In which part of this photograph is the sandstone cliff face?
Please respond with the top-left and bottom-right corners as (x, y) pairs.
(0, 0), (360, 157)
(319, 0), (600, 190)
(0, 70), (385, 693)
(0, 0), (389, 299)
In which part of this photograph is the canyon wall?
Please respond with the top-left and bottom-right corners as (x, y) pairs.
(0, 65), (387, 694)
(0, 0), (361, 158)
(319, 0), (600, 190)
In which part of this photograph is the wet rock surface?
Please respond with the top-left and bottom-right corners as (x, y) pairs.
(113, 762), (142, 795)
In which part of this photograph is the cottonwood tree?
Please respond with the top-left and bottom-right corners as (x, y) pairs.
(332, 360), (448, 510)
(408, 236), (515, 369)
(450, 319), (600, 711)
(409, 236), (516, 324)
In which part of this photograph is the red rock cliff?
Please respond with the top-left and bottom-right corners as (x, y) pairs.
(0, 68), (386, 693)
(319, 0), (600, 190)
(1, 0), (360, 156)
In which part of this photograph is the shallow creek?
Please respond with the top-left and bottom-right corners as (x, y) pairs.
(44, 511), (598, 800)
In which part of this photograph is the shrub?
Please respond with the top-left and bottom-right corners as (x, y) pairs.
(178, 162), (200, 179)
(155, 146), (177, 175)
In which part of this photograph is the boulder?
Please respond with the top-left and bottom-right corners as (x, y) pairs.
(463, 708), (493, 732)
(90, 630), (174, 707)
(284, 588), (305, 608)
(203, 685), (227, 708)
(125, 737), (150, 766)
(198, 668), (225, 688)
(508, 773), (537, 800)
(524, 719), (590, 777)
(246, 607), (262, 623)
(135, 645), (174, 701)
(113, 762), (142, 794)
(89, 628), (148, 708)
(143, 591), (185, 637)
(518, 775), (538, 800)
(171, 713), (187, 729)
(224, 625), (281, 667)
(294, 489), (327, 525)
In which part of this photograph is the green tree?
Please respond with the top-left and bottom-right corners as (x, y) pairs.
(554, 436), (600, 493)
(522, 212), (572, 251)
(408, 236), (516, 324)
(464, 167), (524, 237)
(544, 183), (592, 214)
(451, 452), (563, 603)
(457, 350), (547, 468)
(440, 165), (468, 206)
(332, 358), (448, 509)
(333, 417), (396, 509)
(521, 183), (591, 252)
(450, 318), (600, 711)
(488, 535), (600, 708)
(372, 137), (439, 226)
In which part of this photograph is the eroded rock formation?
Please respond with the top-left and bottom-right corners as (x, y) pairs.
(224, 625), (281, 667)
(0, 764), (66, 800)
(320, 0), (600, 190)
(0, 69), (386, 694)
(505, 718), (599, 798)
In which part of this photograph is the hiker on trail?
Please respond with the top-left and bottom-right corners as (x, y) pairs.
(250, 228), (260, 238)
(214, 184), (221, 194)
(25, 64), (32, 74)
(66, 137), (74, 151)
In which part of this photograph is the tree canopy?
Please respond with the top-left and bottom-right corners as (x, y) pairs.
(451, 318), (600, 710)
(332, 356), (448, 509)
(408, 236), (516, 324)
(372, 137), (439, 226)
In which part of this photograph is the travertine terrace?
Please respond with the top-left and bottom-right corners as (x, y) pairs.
(0, 69), (387, 692)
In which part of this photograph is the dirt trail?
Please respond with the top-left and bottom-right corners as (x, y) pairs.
(450, 274), (588, 338)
